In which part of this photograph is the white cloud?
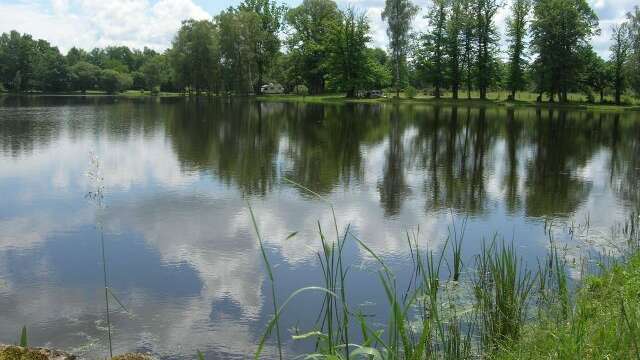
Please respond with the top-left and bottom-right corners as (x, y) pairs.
(0, 0), (210, 52)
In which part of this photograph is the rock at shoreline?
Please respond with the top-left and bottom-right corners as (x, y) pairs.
(112, 354), (155, 360)
(0, 346), (156, 360)
(0, 345), (75, 360)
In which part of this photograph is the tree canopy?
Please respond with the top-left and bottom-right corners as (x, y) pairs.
(0, 0), (638, 103)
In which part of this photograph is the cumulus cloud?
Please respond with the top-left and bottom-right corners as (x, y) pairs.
(0, 0), (210, 52)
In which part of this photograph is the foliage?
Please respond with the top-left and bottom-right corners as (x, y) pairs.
(416, 0), (448, 98)
(506, 0), (531, 98)
(286, 0), (341, 95)
(139, 55), (170, 91)
(326, 7), (373, 98)
(447, 0), (464, 99)
(69, 61), (100, 93)
(169, 19), (221, 94)
(496, 252), (640, 359)
(0, 0), (639, 102)
(474, 0), (501, 99)
(530, 0), (600, 102)
(405, 85), (417, 98)
(382, 0), (419, 97)
(98, 69), (132, 94)
(18, 326), (27, 347)
(627, 7), (640, 95)
(610, 24), (631, 104)
(238, 0), (288, 93)
(293, 84), (309, 96)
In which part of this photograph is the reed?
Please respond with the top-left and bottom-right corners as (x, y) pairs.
(251, 179), (639, 360)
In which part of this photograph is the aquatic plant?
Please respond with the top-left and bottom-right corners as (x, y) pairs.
(250, 179), (640, 360)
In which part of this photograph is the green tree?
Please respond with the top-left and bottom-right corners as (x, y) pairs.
(216, 8), (267, 94)
(0, 31), (35, 92)
(366, 48), (393, 89)
(382, 0), (419, 98)
(98, 69), (132, 94)
(326, 7), (372, 98)
(506, 0), (530, 99)
(286, 0), (341, 94)
(461, 0), (476, 98)
(239, 0), (287, 93)
(169, 19), (221, 94)
(580, 48), (610, 103)
(66, 47), (88, 66)
(447, 0), (464, 99)
(531, 0), (599, 102)
(32, 42), (69, 92)
(610, 24), (631, 104)
(140, 55), (170, 91)
(420, 0), (447, 98)
(625, 7), (640, 95)
(69, 61), (99, 93)
(474, 0), (501, 100)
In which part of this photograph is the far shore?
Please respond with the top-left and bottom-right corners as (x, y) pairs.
(2, 90), (639, 112)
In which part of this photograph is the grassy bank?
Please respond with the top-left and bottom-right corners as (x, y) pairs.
(257, 91), (640, 112)
(251, 182), (640, 359)
(0, 90), (183, 98)
(496, 253), (640, 359)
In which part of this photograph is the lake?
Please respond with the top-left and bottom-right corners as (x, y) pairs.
(0, 96), (638, 359)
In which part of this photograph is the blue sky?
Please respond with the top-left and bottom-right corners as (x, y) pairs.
(0, 0), (635, 57)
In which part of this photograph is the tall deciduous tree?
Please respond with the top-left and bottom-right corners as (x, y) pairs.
(506, 0), (530, 99)
(326, 7), (372, 98)
(421, 0), (448, 98)
(382, 0), (419, 98)
(474, 0), (500, 100)
(447, 0), (464, 99)
(626, 6), (640, 95)
(531, 0), (599, 102)
(286, 0), (340, 94)
(461, 0), (476, 98)
(169, 19), (221, 94)
(239, 0), (287, 93)
(0, 31), (35, 92)
(69, 61), (100, 93)
(610, 24), (630, 104)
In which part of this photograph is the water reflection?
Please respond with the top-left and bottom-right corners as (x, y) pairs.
(0, 96), (639, 358)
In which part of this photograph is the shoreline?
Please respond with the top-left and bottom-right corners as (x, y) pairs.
(2, 91), (639, 112)
(256, 94), (640, 112)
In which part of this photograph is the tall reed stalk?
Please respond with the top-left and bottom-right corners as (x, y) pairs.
(473, 239), (535, 353)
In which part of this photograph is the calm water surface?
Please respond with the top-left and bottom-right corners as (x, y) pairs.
(0, 96), (639, 358)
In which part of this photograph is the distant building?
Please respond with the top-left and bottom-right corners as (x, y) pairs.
(261, 83), (284, 94)
(356, 89), (384, 98)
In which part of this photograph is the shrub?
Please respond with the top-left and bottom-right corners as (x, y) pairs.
(294, 84), (308, 96)
(405, 85), (417, 99)
(99, 69), (132, 94)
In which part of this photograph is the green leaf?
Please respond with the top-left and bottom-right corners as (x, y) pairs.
(197, 350), (205, 360)
(349, 346), (383, 360)
(19, 326), (27, 347)
(291, 331), (326, 340)
(286, 231), (299, 240)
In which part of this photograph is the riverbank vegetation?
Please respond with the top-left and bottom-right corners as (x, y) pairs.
(252, 184), (640, 359)
(1, 1), (639, 105)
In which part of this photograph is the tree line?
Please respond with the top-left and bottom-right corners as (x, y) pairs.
(0, 0), (639, 104)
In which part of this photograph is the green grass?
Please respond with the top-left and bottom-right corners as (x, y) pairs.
(257, 91), (640, 112)
(495, 253), (640, 360)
